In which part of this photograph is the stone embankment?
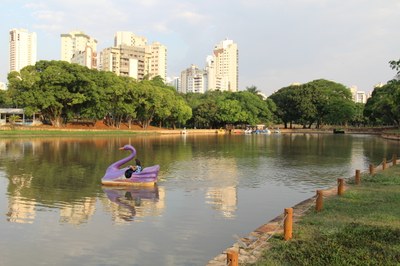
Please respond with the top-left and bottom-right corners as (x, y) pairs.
(206, 188), (337, 265)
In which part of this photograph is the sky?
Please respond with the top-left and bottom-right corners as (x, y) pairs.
(1, 0), (399, 96)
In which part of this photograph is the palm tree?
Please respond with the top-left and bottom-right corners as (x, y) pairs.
(246, 85), (260, 94)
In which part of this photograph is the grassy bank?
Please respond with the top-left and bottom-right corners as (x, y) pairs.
(252, 166), (400, 265)
(0, 128), (152, 137)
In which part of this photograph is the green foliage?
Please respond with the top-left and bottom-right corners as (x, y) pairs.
(364, 80), (400, 126)
(0, 89), (13, 107)
(389, 59), (400, 75)
(6, 61), (192, 129)
(185, 90), (274, 128)
(268, 79), (356, 128)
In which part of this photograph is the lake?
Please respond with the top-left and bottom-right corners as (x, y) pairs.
(0, 133), (398, 265)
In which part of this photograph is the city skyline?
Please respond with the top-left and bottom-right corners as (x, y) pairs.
(1, 1), (399, 96)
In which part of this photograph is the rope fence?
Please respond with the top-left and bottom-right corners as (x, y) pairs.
(223, 153), (398, 266)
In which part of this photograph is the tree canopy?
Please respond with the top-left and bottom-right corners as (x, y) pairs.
(6, 60), (192, 128)
(268, 79), (355, 128)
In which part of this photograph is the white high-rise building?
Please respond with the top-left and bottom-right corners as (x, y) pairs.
(349, 85), (370, 104)
(180, 65), (207, 94)
(207, 39), (238, 92)
(100, 31), (167, 82)
(167, 77), (181, 92)
(9, 28), (37, 72)
(60, 31), (97, 69)
(114, 31), (147, 47)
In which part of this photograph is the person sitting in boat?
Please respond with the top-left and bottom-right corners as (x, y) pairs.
(124, 159), (142, 178)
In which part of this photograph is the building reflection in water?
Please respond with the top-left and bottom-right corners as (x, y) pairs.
(172, 156), (239, 219)
(101, 185), (165, 224)
(6, 182), (166, 225)
(59, 197), (96, 225)
(206, 186), (237, 219)
(6, 174), (36, 224)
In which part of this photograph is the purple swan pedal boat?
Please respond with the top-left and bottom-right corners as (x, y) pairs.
(101, 144), (160, 186)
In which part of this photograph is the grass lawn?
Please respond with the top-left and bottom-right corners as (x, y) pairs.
(0, 128), (156, 137)
(252, 165), (400, 266)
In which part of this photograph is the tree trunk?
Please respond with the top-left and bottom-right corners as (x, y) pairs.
(51, 117), (62, 127)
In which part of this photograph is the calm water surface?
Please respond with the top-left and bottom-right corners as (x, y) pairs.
(0, 133), (399, 265)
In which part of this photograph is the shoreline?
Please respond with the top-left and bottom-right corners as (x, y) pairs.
(207, 159), (396, 265)
(0, 125), (394, 136)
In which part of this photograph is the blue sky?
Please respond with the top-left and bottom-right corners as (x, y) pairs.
(1, 0), (399, 95)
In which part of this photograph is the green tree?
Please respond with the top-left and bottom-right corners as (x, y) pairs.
(233, 91), (274, 125)
(268, 85), (301, 128)
(350, 103), (366, 127)
(364, 80), (400, 127)
(269, 79), (355, 128)
(7, 61), (92, 127)
(389, 59), (400, 75)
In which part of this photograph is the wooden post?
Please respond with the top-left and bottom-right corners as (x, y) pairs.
(355, 169), (361, 185)
(316, 190), (323, 212)
(369, 164), (374, 175)
(393, 154), (397, 166)
(284, 208), (293, 240)
(382, 158), (387, 170)
(226, 250), (238, 266)
(337, 178), (344, 196)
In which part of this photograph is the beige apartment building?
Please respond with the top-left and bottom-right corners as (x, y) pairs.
(101, 45), (148, 80)
(60, 31), (97, 69)
(180, 65), (207, 94)
(100, 32), (167, 82)
(208, 39), (238, 92)
(9, 28), (37, 72)
(114, 31), (147, 47)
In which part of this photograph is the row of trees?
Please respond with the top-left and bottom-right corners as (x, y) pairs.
(267, 60), (400, 129)
(1, 59), (399, 129)
(4, 60), (192, 128)
(184, 90), (276, 128)
(1, 60), (276, 129)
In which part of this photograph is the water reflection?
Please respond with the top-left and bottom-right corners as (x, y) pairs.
(6, 174), (35, 224)
(1, 134), (400, 265)
(101, 185), (165, 224)
(206, 186), (237, 219)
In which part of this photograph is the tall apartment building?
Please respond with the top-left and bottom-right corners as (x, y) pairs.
(349, 86), (370, 104)
(9, 28), (37, 72)
(114, 31), (147, 47)
(101, 45), (148, 80)
(60, 31), (97, 69)
(180, 65), (207, 94)
(179, 39), (238, 94)
(148, 42), (167, 81)
(207, 39), (238, 92)
(100, 31), (167, 82)
(166, 77), (181, 92)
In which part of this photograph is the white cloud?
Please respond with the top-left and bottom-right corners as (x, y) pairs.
(32, 10), (64, 23)
(177, 11), (207, 24)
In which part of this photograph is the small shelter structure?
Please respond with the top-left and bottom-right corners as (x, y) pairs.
(0, 108), (40, 125)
